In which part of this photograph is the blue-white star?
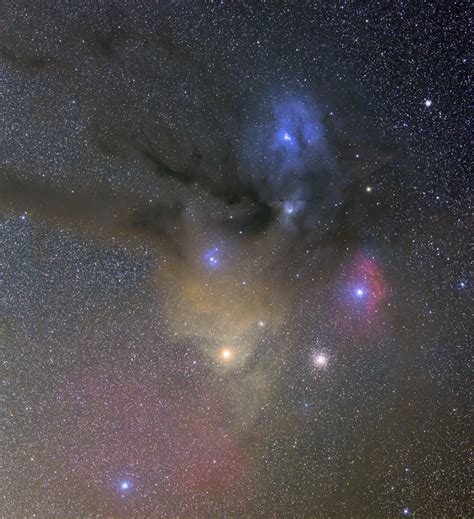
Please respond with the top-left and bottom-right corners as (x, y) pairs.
(120, 480), (131, 491)
(204, 247), (222, 268)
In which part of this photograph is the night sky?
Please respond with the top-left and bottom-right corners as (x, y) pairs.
(1, 2), (471, 518)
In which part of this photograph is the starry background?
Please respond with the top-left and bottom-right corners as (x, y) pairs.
(1, 1), (471, 518)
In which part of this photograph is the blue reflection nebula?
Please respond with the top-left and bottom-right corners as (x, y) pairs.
(283, 199), (306, 216)
(245, 96), (325, 196)
(269, 98), (323, 179)
(204, 247), (222, 269)
(243, 95), (334, 230)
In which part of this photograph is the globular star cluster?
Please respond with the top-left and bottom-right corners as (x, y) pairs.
(1, 2), (471, 518)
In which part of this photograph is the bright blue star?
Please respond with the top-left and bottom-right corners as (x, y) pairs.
(402, 507), (411, 516)
(355, 287), (365, 298)
(120, 480), (131, 491)
(276, 129), (297, 149)
(204, 247), (221, 269)
(460, 281), (466, 288)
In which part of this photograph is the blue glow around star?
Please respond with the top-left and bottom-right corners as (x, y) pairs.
(244, 96), (327, 208)
(283, 199), (306, 217)
(276, 129), (299, 152)
(354, 287), (365, 298)
(204, 247), (222, 269)
(402, 507), (411, 516)
(270, 99), (323, 165)
(120, 480), (131, 491)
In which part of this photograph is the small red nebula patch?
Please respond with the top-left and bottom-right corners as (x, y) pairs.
(349, 255), (386, 311)
(334, 253), (389, 338)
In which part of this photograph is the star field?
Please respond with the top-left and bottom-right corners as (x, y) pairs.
(1, 2), (471, 518)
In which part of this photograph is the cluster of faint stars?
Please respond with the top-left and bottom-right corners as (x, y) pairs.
(312, 352), (328, 369)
